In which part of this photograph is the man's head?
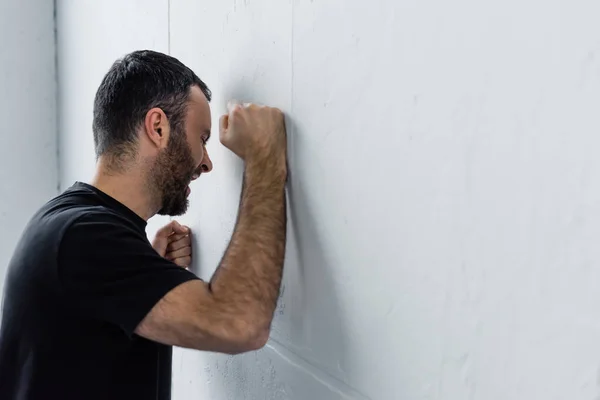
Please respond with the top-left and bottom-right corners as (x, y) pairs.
(92, 50), (213, 216)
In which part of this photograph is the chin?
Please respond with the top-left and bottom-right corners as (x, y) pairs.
(157, 198), (189, 217)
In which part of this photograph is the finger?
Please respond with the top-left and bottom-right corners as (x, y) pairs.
(170, 221), (189, 235)
(166, 235), (191, 253)
(170, 256), (192, 268)
(155, 220), (188, 238)
(168, 232), (188, 243)
(169, 228), (191, 241)
(227, 99), (242, 112)
(227, 101), (244, 120)
(219, 114), (229, 135)
(166, 245), (192, 261)
(155, 221), (176, 238)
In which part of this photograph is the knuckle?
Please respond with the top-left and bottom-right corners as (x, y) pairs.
(231, 105), (243, 118)
(270, 107), (284, 119)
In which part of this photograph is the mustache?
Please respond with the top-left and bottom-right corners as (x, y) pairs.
(187, 167), (202, 182)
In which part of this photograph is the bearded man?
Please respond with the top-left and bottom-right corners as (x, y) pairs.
(0, 49), (288, 400)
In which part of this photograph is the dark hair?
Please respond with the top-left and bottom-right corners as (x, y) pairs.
(92, 50), (211, 165)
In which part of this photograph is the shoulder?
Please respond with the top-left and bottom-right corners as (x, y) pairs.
(65, 206), (143, 235)
(13, 201), (110, 257)
(37, 182), (146, 243)
(57, 206), (160, 284)
(59, 207), (149, 256)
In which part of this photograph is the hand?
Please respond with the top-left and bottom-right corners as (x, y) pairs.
(219, 101), (288, 170)
(152, 220), (192, 268)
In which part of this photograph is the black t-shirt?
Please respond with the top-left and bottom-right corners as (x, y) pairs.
(0, 182), (199, 400)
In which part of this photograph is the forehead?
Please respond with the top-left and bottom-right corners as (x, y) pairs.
(185, 85), (211, 129)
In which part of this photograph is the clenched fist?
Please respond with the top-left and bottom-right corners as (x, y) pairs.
(219, 101), (287, 174)
(152, 220), (192, 268)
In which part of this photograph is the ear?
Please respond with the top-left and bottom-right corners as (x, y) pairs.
(143, 107), (170, 149)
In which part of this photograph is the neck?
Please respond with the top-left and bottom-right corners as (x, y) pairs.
(89, 157), (159, 221)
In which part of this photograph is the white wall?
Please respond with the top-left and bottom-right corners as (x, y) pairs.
(0, 1), (58, 292)
(57, 0), (600, 399)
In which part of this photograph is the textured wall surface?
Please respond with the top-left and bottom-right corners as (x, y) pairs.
(0, 0), (58, 294)
(57, 0), (600, 399)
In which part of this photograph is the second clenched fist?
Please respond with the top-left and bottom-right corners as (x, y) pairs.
(219, 101), (287, 168)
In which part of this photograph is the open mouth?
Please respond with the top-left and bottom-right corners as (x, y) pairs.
(186, 171), (200, 197)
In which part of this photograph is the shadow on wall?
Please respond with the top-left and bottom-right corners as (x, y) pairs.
(201, 116), (369, 399)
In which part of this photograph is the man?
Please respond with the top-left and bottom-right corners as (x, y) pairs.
(0, 50), (288, 399)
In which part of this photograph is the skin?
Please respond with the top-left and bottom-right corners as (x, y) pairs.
(91, 85), (288, 354)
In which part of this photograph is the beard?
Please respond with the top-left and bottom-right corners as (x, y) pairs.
(150, 130), (197, 216)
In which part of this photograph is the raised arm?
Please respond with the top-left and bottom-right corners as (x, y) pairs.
(135, 102), (288, 354)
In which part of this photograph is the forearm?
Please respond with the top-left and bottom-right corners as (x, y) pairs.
(208, 157), (287, 336)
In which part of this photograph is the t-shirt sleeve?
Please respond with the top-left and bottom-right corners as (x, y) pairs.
(57, 211), (200, 337)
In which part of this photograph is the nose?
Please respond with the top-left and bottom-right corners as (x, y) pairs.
(200, 147), (213, 173)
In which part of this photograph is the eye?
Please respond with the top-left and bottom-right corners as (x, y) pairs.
(201, 136), (208, 145)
